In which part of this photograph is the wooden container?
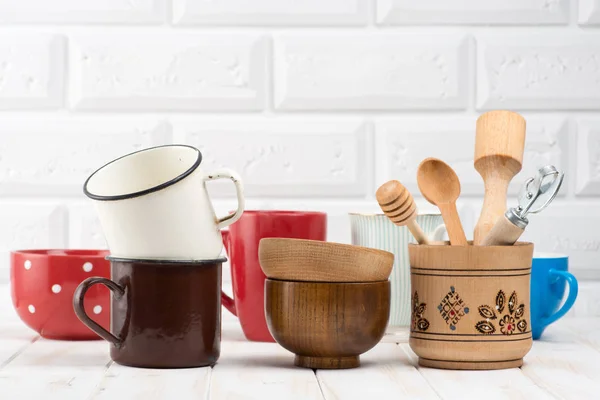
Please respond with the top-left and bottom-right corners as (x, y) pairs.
(408, 241), (533, 370)
(259, 238), (394, 283)
(265, 279), (390, 369)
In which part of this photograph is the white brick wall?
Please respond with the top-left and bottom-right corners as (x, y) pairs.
(580, 0), (600, 25)
(274, 33), (470, 110)
(477, 34), (600, 110)
(0, 117), (171, 195)
(1, 1), (600, 308)
(576, 118), (600, 195)
(173, 0), (368, 26)
(377, 0), (570, 25)
(69, 33), (268, 110)
(0, 1), (166, 24)
(173, 118), (371, 197)
(0, 34), (65, 109)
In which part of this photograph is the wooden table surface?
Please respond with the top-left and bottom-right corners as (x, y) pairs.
(1, 284), (599, 400)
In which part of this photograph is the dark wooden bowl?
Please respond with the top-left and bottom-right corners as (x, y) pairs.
(265, 279), (390, 369)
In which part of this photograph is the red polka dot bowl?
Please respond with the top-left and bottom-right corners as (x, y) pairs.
(10, 249), (110, 340)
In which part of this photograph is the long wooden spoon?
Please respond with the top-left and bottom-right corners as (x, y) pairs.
(376, 180), (430, 245)
(417, 158), (468, 246)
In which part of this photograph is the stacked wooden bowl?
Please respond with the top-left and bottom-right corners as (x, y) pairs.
(258, 238), (394, 369)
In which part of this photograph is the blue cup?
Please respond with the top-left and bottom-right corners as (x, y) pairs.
(531, 253), (578, 339)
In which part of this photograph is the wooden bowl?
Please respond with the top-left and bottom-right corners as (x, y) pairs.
(408, 241), (534, 370)
(258, 238), (394, 282)
(265, 279), (390, 369)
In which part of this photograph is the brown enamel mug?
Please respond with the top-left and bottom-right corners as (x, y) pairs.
(73, 257), (224, 368)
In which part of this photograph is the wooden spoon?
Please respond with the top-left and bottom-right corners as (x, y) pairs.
(474, 110), (526, 245)
(376, 180), (430, 245)
(417, 158), (468, 246)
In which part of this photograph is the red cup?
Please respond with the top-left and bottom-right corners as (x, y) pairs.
(221, 210), (327, 342)
(10, 249), (110, 340)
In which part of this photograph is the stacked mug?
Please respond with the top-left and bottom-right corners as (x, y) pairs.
(73, 144), (245, 368)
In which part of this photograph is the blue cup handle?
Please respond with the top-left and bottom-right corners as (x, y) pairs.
(541, 269), (579, 327)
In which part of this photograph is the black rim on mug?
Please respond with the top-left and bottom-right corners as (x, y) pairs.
(83, 144), (203, 202)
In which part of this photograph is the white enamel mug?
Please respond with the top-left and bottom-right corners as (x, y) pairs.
(84, 145), (245, 260)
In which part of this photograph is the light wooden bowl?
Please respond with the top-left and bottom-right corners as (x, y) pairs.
(408, 241), (534, 370)
(265, 279), (390, 369)
(258, 238), (394, 283)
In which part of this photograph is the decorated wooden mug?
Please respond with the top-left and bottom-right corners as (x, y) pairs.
(408, 241), (534, 370)
(83, 144), (244, 260)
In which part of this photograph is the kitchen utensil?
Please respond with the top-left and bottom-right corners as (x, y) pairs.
(376, 180), (430, 245)
(481, 165), (564, 246)
(530, 253), (578, 340)
(474, 110), (526, 245)
(83, 144), (245, 260)
(417, 158), (468, 246)
(408, 241), (534, 370)
(258, 238), (394, 283)
(265, 279), (390, 369)
(221, 210), (327, 342)
(349, 213), (446, 328)
(74, 257), (225, 368)
(10, 249), (110, 340)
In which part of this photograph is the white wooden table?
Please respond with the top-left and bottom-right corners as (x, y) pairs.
(1, 284), (599, 400)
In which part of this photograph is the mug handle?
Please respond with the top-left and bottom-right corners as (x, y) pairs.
(542, 269), (579, 327)
(73, 277), (125, 347)
(203, 169), (245, 230)
(432, 224), (447, 241)
(220, 230), (237, 316)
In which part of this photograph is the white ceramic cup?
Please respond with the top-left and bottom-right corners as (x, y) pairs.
(84, 144), (245, 260)
(349, 213), (446, 328)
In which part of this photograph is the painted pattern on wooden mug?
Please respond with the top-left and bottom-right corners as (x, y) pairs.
(411, 291), (430, 332)
(437, 286), (470, 331)
(475, 290), (527, 335)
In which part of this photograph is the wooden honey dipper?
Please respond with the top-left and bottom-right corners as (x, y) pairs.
(376, 180), (430, 245)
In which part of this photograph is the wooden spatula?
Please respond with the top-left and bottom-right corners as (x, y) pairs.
(376, 180), (430, 245)
(474, 110), (526, 245)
